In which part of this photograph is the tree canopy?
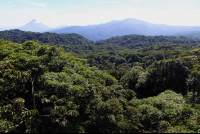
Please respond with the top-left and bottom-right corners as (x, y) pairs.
(1, 31), (200, 133)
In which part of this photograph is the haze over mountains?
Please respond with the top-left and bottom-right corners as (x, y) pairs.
(18, 19), (52, 32)
(52, 18), (200, 41)
(2, 18), (200, 41)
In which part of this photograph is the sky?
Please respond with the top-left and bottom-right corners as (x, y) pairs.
(0, 0), (200, 28)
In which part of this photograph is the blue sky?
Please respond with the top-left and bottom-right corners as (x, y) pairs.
(0, 0), (200, 28)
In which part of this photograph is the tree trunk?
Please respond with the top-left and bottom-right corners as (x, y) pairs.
(31, 76), (36, 109)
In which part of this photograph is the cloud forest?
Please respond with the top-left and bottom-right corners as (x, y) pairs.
(0, 30), (200, 133)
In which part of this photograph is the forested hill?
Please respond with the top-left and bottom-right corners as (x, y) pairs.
(175, 31), (200, 39)
(94, 34), (200, 52)
(96, 34), (200, 47)
(0, 29), (94, 53)
(1, 29), (200, 54)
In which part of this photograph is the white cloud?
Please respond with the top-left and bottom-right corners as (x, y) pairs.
(11, 0), (47, 7)
(1, 0), (200, 27)
(29, 1), (46, 7)
(133, 0), (147, 2)
(105, 1), (121, 4)
(5, 1), (13, 4)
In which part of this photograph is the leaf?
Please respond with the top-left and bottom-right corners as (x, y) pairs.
(67, 110), (79, 117)
(49, 95), (58, 103)
(58, 106), (67, 115)
(13, 98), (25, 110)
(41, 98), (50, 104)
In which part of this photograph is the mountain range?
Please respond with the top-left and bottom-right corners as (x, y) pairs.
(51, 18), (200, 41)
(2, 18), (200, 41)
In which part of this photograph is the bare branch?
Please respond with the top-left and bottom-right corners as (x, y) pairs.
(0, 94), (13, 103)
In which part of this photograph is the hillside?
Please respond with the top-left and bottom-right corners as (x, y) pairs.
(52, 18), (200, 41)
(1, 30), (200, 53)
(175, 31), (200, 38)
(94, 34), (200, 51)
(0, 29), (94, 54)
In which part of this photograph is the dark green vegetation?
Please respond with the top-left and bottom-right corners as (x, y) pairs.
(1, 29), (200, 54)
(0, 29), (94, 54)
(86, 35), (198, 72)
(1, 31), (200, 133)
(0, 40), (141, 133)
(176, 31), (200, 39)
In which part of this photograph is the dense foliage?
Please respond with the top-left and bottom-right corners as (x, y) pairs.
(0, 29), (94, 54)
(176, 31), (200, 39)
(1, 31), (200, 133)
(95, 34), (200, 50)
(0, 40), (141, 133)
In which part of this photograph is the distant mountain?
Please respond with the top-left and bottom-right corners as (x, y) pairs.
(19, 19), (52, 32)
(52, 18), (200, 41)
(49, 25), (70, 31)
